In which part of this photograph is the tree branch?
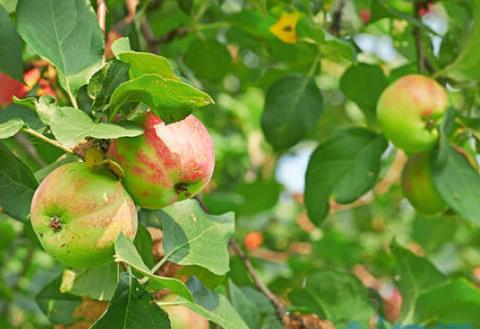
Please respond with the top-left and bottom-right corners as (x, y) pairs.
(329, 0), (346, 37)
(97, 0), (107, 64)
(229, 239), (287, 324)
(413, 1), (434, 74)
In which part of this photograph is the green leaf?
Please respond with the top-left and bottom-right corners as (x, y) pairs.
(60, 262), (119, 301)
(441, 0), (480, 81)
(228, 281), (261, 329)
(117, 52), (178, 80)
(92, 272), (171, 329)
(133, 224), (154, 268)
(109, 74), (214, 124)
(391, 241), (447, 321)
(114, 234), (193, 301)
(179, 277), (249, 329)
(261, 75), (323, 151)
(159, 199), (235, 275)
(36, 276), (82, 325)
(0, 103), (44, 131)
(0, 118), (23, 139)
(414, 279), (480, 327)
(0, 142), (37, 221)
(49, 106), (143, 148)
(305, 127), (388, 225)
(184, 39), (232, 82)
(16, 0), (103, 97)
(111, 37), (132, 57)
(0, 0), (17, 13)
(289, 270), (374, 329)
(87, 60), (130, 113)
(340, 63), (388, 114)
(433, 109), (480, 225)
(0, 5), (23, 81)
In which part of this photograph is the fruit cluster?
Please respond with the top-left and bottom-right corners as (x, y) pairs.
(30, 113), (214, 268)
(377, 74), (447, 215)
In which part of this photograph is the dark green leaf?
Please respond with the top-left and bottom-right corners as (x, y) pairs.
(340, 63), (388, 114)
(133, 224), (154, 268)
(159, 199), (235, 275)
(228, 280), (261, 329)
(109, 74), (214, 124)
(261, 75), (323, 151)
(184, 39), (232, 82)
(36, 276), (82, 325)
(0, 5), (23, 81)
(60, 262), (119, 301)
(305, 127), (388, 225)
(0, 142), (37, 221)
(88, 60), (130, 113)
(16, 0), (103, 96)
(91, 272), (171, 329)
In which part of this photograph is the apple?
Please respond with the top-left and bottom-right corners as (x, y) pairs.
(359, 9), (371, 24)
(30, 162), (138, 268)
(0, 73), (27, 107)
(401, 152), (447, 215)
(377, 75), (448, 153)
(108, 112), (215, 209)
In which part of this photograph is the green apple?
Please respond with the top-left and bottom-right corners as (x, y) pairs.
(108, 112), (215, 209)
(30, 162), (138, 268)
(377, 75), (448, 153)
(401, 152), (447, 215)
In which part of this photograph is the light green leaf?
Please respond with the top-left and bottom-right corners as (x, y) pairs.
(16, 0), (103, 97)
(0, 5), (23, 81)
(109, 74), (213, 124)
(111, 37), (132, 57)
(60, 262), (119, 301)
(92, 272), (171, 329)
(159, 199), (235, 275)
(117, 52), (178, 80)
(114, 234), (193, 301)
(261, 75), (323, 151)
(305, 127), (388, 225)
(179, 277), (249, 329)
(414, 279), (480, 327)
(0, 118), (23, 139)
(49, 107), (143, 148)
(0, 142), (37, 221)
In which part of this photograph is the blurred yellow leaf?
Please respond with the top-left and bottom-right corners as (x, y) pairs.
(269, 12), (301, 44)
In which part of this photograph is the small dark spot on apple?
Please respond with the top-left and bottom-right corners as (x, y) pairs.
(175, 183), (189, 195)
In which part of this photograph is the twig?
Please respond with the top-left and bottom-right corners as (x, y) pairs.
(97, 0), (107, 64)
(413, 1), (434, 74)
(193, 196), (288, 324)
(140, 18), (159, 53)
(22, 128), (74, 155)
(329, 0), (345, 37)
(229, 239), (287, 324)
(329, 150), (407, 214)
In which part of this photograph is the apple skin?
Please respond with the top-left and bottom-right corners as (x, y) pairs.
(30, 162), (138, 268)
(401, 152), (447, 215)
(108, 113), (215, 209)
(0, 73), (27, 107)
(377, 75), (448, 153)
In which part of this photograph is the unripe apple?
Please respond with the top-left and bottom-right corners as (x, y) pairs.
(401, 152), (447, 215)
(30, 162), (138, 268)
(377, 75), (448, 153)
(108, 113), (215, 209)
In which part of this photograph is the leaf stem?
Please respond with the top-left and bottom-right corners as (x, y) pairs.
(151, 255), (169, 274)
(97, 0), (107, 64)
(22, 128), (74, 154)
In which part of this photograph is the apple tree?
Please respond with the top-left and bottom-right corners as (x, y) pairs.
(1, 0), (480, 328)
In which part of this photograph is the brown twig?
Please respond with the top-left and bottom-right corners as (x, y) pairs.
(329, 150), (407, 214)
(413, 1), (435, 74)
(140, 18), (159, 53)
(329, 0), (345, 37)
(229, 239), (287, 324)
(97, 0), (107, 64)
